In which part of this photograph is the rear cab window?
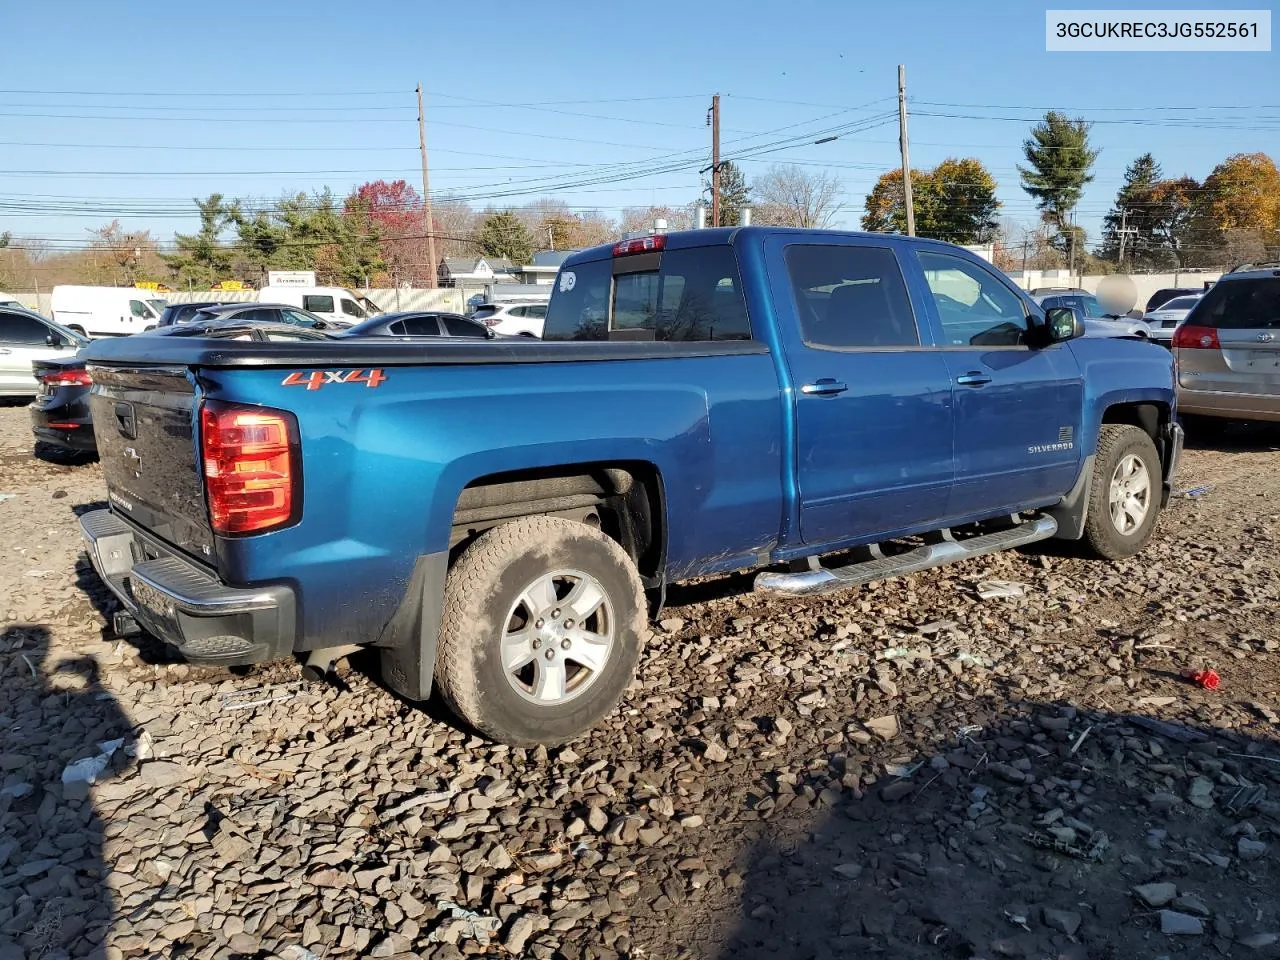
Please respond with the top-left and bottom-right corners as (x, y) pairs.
(543, 245), (751, 342)
(1191, 278), (1280, 330)
(783, 244), (918, 348)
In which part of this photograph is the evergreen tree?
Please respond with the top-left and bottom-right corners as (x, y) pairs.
(162, 194), (234, 287)
(1099, 154), (1163, 267)
(477, 210), (535, 264)
(1018, 111), (1098, 255)
(714, 161), (751, 226)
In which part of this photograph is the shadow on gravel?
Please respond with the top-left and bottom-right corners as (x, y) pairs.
(69, 502), (180, 664)
(712, 701), (1280, 960)
(0, 623), (128, 959)
(1184, 420), (1280, 453)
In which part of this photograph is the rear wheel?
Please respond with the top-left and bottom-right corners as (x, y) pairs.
(1082, 425), (1162, 559)
(434, 515), (647, 745)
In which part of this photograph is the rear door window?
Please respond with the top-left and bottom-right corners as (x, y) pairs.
(1192, 278), (1280, 329)
(543, 247), (751, 342)
(303, 295), (335, 314)
(398, 315), (442, 336)
(784, 244), (918, 348)
(237, 308), (282, 324)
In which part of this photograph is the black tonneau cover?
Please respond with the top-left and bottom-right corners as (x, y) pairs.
(81, 324), (768, 369)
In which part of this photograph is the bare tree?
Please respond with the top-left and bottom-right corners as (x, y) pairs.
(751, 165), (843, 228)
(619, 205), (695, 234)
(430, 200), (479, 260)
(87, 220), (159, 284)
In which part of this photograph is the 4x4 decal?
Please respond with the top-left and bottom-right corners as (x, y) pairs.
(281, 369), (387, 390)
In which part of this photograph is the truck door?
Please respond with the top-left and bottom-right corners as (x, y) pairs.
(766, 236), (955, 546)
(909, 249), (1083, 517)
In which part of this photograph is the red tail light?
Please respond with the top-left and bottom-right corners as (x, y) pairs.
(40, 368), (92, 388)
(481, 316), (502, 327)
(613, 234), (666, 256)
(1172, 324), (1220, 349)
(200, 401), (300, 536)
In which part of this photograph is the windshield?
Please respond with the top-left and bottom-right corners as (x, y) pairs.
(1163, 296), (1201, 311)
(146, 299), (169, 317)
(471, 305), (499, 319)
(1079, 295), (1106, 318)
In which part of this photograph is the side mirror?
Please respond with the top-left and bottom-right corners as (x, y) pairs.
(1045, 306), (1084, 343)
(45, 333), (63, 348)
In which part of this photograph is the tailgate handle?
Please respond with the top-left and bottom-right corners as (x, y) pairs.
(114, 402), (137, 439)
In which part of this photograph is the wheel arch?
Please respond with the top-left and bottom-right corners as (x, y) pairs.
(378, 459), (668, 705)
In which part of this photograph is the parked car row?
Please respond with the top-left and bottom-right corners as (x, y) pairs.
(1031, 291), (1153, 339)
(6, 300), (500, 458)
(45, 282), (381, 338)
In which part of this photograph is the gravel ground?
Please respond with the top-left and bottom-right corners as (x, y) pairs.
(3, 400), (1280, 960)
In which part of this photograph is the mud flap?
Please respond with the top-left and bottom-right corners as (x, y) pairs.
(1046, 454), (1096, 541)
(377, 552), (448, 702)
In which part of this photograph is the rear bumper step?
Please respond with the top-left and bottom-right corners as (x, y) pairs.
(755, 515), (1058, 597)
(80, 508), (295, 665)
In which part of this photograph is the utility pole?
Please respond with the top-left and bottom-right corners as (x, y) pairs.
(709, 94), (721, 228)
(1116, 207), (1139, 270)
(897, 65), (916, 237)
(1067, 207), (1076, 279)
(416, 83), (438, 289)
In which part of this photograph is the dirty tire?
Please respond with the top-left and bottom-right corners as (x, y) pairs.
(1082, 424), (1162, 560)
(435, 515), (647, 746)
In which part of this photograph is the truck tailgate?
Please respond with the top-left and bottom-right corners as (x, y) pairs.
(88, 365), (215, 562)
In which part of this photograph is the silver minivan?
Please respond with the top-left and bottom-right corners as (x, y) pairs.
(1174, 264), (1280, 423)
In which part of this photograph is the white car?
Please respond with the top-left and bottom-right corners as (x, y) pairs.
(1033, 293), (1153, 340)
(1145, 294), (1203, 345)
(471, 302), (548, 338)
(0, 306), (87, 397)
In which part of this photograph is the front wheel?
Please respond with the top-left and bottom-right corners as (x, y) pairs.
(1082, 424), (1162, 559)
(434, 515), (647, 745)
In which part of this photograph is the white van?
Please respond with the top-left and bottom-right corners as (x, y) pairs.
(50, 286), (169, 338)
(258, 286), (380, 325)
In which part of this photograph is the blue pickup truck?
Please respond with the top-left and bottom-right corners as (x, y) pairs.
(80, 227), (1182, 744)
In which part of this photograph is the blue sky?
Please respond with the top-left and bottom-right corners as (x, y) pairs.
(2, 0), (1277, 254)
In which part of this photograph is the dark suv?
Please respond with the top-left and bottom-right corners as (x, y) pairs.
(158, 301), (236, 326)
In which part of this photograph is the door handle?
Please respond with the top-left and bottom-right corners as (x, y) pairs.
(801, 378), (849, 396)
(956, 371), (992, 387)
